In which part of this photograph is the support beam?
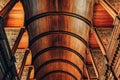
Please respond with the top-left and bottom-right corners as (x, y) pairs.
(99, 0), (118, 19)
(91, 28), (106, 56)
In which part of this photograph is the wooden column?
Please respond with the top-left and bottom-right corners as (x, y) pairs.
(21, 0), (94, 80)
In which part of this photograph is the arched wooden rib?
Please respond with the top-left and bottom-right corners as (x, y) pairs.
(25, 12), (92, 27)
(29, 30), (88, 47)
(21, 0), (94, 79)
(35, 59), (83, 77)
(32, 46), (86, 64)
(39, 70), (77, 80)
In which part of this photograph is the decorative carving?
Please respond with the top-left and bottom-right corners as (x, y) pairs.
(92, 49), (107, 76)
(5, 28), (20, 49)
(107, 0), (120, 11)
(96, 28), (113, 49)
(109, 35), (120, 79)
(0, 0), (10, 11)
(14, 49), (26, 73)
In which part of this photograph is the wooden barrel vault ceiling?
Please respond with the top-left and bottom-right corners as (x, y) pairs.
(5, 1), (114, 48)
(1, 0), (119, 79)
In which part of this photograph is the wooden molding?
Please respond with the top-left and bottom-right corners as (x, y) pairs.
(100, 0), (118, 19)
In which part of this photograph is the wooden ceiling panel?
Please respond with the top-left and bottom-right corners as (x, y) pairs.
(18, 31), (28, 48)
(2, 1), (117, 79)
(5, 2), (24, 27)
(93, 3), (113, 27)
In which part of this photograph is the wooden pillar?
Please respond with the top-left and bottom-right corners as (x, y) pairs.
(21, 0), (94, 80)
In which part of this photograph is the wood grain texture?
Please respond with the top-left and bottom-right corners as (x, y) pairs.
(21, 0), (94, 79)
(89, 31), (99, 48)
(93, 3), (113, 27)
(5, 2), (24, 27)
(0, 0), (18, 18)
